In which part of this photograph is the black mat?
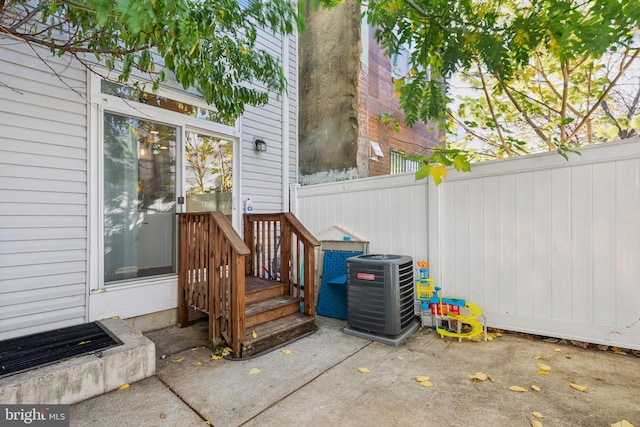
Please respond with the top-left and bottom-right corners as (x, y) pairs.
(0, 322), (123, 379)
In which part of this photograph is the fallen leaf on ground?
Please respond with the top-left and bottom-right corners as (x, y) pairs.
(248, 368), (261, 375)
(416, 376), (434, 387)
(77, 340), (91, 345)
(553, 347), (562, 352)
(530, 419), (543, 427)
(252, 331), (257, 338)
(172, 357), (184, 363)
(281, 349), (292, 355)
(357, 367), (371, 373)
(611, 420), (634, 427)
(531, 385), (541, 391)
(570, 382), (587, 392)
(159, 413), (167, 419)
(196, 361), (203, 366)
(468, 372), (488, 382)
(118, 384), (130, 390)
(509, 386), (528, 392)
(211, 354), (223, 360)
(532, 411), (544, 418)
(221, 347), (232, 357)
(533, 355), (544, 360)
(191, 346), (199, 351)
(536, 363), (551, 371)
(537, 370), (551, 375)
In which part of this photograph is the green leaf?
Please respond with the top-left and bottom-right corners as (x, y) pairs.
(415, 164), (430, 181)
(453, 154), (471, 172)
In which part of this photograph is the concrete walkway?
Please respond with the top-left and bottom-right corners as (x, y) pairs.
(70, 317), (640, 427)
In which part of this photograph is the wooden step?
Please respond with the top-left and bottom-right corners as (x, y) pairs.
(245, 276), (285, 304)
(241, 312), (316, 358)
(245, 295), (301, 328)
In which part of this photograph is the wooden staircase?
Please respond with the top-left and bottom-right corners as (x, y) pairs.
(177, 212), (319, 358)
(243, 277), (316, 357)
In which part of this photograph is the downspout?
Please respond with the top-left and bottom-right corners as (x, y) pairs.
(282, 33), (291, 212)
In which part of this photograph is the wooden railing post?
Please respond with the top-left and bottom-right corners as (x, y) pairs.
(230, 254), (246, 356)
(177, 211), (250, 356)
(280, 213), (291, 290)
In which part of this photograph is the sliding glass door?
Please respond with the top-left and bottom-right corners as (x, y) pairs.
(103, 113), (177, 283)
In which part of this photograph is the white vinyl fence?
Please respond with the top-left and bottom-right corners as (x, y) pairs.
(292, 139), (640, 350)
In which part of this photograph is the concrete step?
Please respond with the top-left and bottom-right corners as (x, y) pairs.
(0, 319), (155, 405)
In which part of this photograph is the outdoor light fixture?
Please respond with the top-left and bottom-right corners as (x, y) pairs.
(254, 138), (267, 152)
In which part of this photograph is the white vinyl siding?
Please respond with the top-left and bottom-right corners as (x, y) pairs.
(241, 30), (297, 212)
(0, 41), (88, 339)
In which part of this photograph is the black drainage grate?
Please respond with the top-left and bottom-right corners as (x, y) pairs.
(0, 322), (123, 379)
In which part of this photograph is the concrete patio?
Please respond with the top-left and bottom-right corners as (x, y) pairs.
(70, 316), (640, 427)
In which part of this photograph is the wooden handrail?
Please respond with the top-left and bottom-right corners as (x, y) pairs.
(178, 211), (318, 358)
(244, 213), (320, 316)
(177, 212), (250, 356)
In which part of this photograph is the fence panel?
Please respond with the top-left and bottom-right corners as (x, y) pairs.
(293, 139), (640, 349)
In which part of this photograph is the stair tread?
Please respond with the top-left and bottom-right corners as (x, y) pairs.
(245, 276), (285, 304)
(245, 276), (283, 294)
(246, 295), (299, 316)
(243, 312), (316, 345)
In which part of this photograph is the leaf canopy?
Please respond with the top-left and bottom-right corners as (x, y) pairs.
(1, 0), (314, 120)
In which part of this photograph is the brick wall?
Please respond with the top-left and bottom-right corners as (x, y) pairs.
(362, 25), (440, 177)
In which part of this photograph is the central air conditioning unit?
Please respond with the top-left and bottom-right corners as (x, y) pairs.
(343, 254), (418, 346)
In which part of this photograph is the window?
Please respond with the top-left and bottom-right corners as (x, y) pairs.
(101, 81), (233, 126)
(391, 44), (431, 82)
(390, 149), (420, 174)
(391, 46), (411, 80)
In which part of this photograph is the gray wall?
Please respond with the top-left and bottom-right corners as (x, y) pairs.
(298, 0), (362, 184)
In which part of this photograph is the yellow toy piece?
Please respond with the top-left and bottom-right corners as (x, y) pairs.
(416, 277), (434, 300)
(436, 302), (486, 341)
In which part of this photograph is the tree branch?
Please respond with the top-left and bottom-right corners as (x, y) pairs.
(600, 100), (623, 134)
(567, 48), (640, 141)
(477, 60), (514, 156)
(8, 5), (39, 31)
(494, 71), (555, 150)
(559, 61), (569, 143)
(0, 25), (152, 55)
(535, 53), (581, 117)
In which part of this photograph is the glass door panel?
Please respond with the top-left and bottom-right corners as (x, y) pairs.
(184, 131), (233, 216)
(103, 113), (177, 283)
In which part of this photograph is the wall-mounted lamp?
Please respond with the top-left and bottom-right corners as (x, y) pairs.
(254, 138), (267, 152)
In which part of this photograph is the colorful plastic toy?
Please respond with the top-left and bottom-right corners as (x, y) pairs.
(415, 261), (486, 341)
